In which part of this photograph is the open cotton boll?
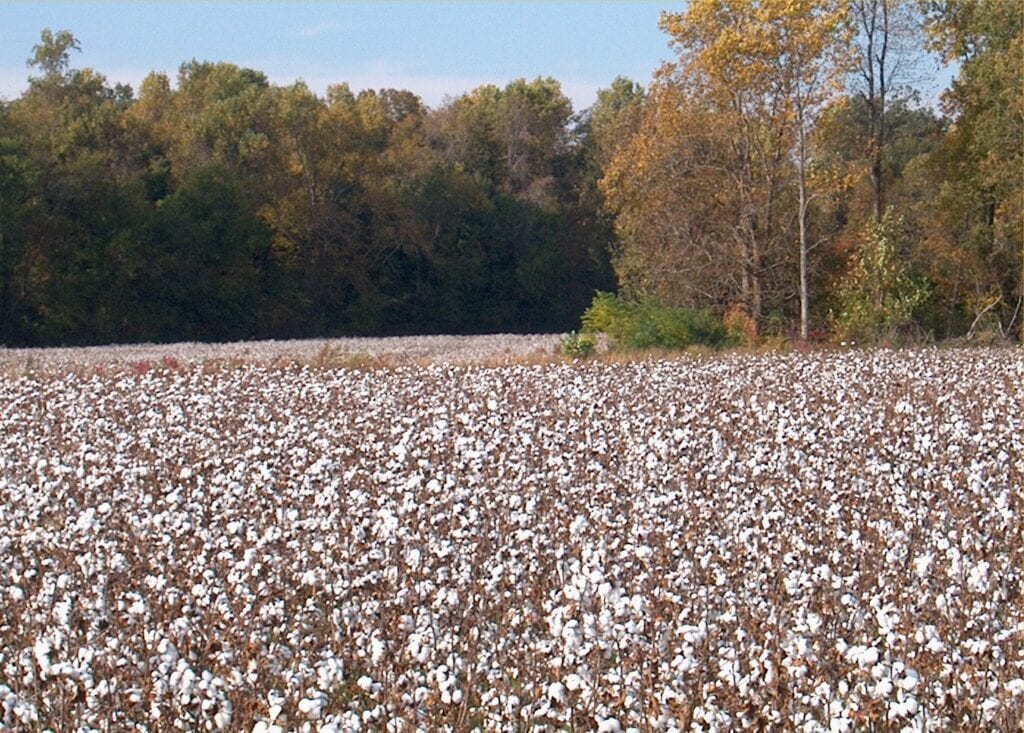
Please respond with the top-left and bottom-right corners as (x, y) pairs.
(547, 681), (567, 704)
(251, 723), (284, 733)
(297, 692), (326, 719)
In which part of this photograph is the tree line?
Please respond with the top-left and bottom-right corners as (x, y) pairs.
(0, 0), (1020, 348)
(0, 31), (616, 345)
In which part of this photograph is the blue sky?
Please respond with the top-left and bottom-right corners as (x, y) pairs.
(0, 1), (675, 111)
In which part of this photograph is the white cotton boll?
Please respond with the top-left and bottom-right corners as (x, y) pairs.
(981, 698), (1001, 720)
(9, 586), (24, 602)
(859, 647), (879, 667)
(75, 508), (97, 532)
(251, 723), (284, 733)
(565, 673), (584, 692)
(887, 696), (918, 719)
(548, 681), (567, 704)
(267, 704), (283, 723)
(33, 639), (52, 675)
(53, 599), (73, 627)
(548, 610), (565, 638)
(871, 677), (893, 698)
(370, 639), (387, 665)
(157, 638), (178, 662)
(357, 675), (374, 692)
(968, 561), (990, 593)
(896, 669), (919, 691)
(596, 716), (623, 732)
(297, 692), (326, 719)
(561, 620), (582, 651)
(681, 624), (706, 646)
(213, 707), (232, 730)
(829, 716), (852, 733)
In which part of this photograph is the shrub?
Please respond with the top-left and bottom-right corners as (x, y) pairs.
(580, 292), (727, 351)
(832, 210), (930, 343)
(560, 331), (597, 359)
(724, 303), (758, 346)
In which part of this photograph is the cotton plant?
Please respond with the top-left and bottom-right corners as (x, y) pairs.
(0, 344), (1021, 730)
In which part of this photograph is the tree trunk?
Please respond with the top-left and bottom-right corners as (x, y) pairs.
(797, 103), (810, 341)
(798, 174), (809, 340)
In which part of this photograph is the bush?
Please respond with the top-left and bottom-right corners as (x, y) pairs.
(723, 303), (758, 346)
(560, 331), (597, 359)
(580, 292), (728, 351)
(832, 210), (930, 343)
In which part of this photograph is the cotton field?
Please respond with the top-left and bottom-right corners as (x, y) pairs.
(0, 334), (563, 377)
(1, 343), (1022, 732)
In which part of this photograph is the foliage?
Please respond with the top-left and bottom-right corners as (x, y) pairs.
(560, 331), (597, 359)
(0, 15), (1020, 347)
(0, 31), (615, 346)
(723, 304), (759, 346)
(606, 0), (850, 332)
(581, 291), (727, 351)
(832, 210), (930, 342)
(921, 0), (1023, 341)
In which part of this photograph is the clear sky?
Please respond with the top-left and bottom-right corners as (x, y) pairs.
(0, 1), (676, 111)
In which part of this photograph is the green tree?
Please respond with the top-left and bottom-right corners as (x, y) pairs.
(143, 164), (269, 341)
(922, 0), (1023, 341)
(832, 208), (929, 341)
(0, 109), (39, 343)
(7, 29), (151, 344)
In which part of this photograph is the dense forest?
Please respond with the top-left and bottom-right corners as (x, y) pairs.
(0, 0), (1020, 347)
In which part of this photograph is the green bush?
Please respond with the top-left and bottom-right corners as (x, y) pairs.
(560, 331), (597, 359)
(832, 210), (930, 343)
(580, 292), (727, 351)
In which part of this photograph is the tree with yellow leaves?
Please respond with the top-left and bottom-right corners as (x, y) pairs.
(604, 0), (851, 336)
